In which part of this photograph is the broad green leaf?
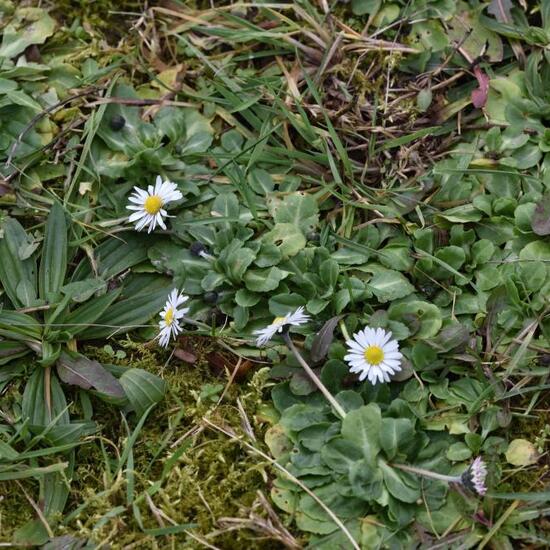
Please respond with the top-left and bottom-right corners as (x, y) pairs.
(119, 368), (166, 417)
(39, 201), (67, 300)
(22, 368), (69, 427)
(341, 404), (381, 465)
(321, 437), (363, 473)
(0, 8), (56, 58)
(61, 279), (106, 302)
(219, 240), (256, 282)
(0, 218), (37, 308)
(63, 287), (122, 336)
(366, 267), (415, 303)
(349, 459), (384, 500)
(388, 300), (442, 338)
(379, 418), (415, 460)
(244, 266), (289, 292)
(263, 223), (306, 259)
(72, 233), (150, 281)
(79, 277), (170, 339)
(269, 193), (319, 233)
(280, 404), (327, 432)
(379, 460), (420, 503)
(178, 109), (213, 155)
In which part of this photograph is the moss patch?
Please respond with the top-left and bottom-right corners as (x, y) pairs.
(0, 341), (291, 548)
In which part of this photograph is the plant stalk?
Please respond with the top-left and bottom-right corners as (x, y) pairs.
(283, 332), (347, 419)
(392, 462), (460, 483)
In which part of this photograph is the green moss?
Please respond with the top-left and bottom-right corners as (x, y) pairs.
(0, 342), (290, 548)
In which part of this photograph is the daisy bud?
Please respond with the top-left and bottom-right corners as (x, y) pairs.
(110, 114), (126, 131)
(190, 241), (214, 260)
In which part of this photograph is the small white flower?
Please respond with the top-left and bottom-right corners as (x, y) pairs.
(158, 289), (189, 348)
(127, 175), (182, 233)
(462, 457), (488, 496)
(344, 327), (402, 385)
(253, 307), (310, 347)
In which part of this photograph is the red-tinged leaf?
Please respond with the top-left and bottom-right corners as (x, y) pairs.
(174, 347), (197, 364)
(532, 192), (550, 235)
(472, 66), (490, 108)
(311, 315), (344, 363)
(56, 352), (125, 399)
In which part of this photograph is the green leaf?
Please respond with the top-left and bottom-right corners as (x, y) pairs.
(388, 301), (442, 338)
(0, 310), (42, 340)
(177, 109), (214, 155)
(319, 259), (339, 288)
(73, 233), (149, 281)
(352, 0), (381, 16)
(0, 8), (56, 58)
(79, 279), (170, 339)
(379, 461), (420, 503)
(244, 266), (289, 292)
(63, 287), (122, 337)
(379, 418), (415, 460)
(219, 240), (256, 282)
(366, 267), (415, 303)
(0, 218), (37, 308)
(268, 293), (306, 316)
(119, 369), (166, 417)
(280, 404), (327, 432)
(519, 240), (550, 262)
(61, 279), (106, 302)
(39, 201), (67, 300)
(22, 369), (69, 427)
(349, 459), (384, 500)
(269, 193), (319, 233)
(341, 404), (381, 465)
(321, 437), (363, 473)
(248, 168), (274, 195)
(263, 223), (306, 259)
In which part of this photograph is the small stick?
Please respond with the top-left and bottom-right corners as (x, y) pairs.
(283, 332), (347, 419)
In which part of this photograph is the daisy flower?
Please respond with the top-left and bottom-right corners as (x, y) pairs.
(344, 327), (402, 385)
(254, 307), (310, 347)
(158, 289), (189, 348)
(127, 175), (182, 233)
(393, 456), (489, 497)
(461, 457), (488, 496)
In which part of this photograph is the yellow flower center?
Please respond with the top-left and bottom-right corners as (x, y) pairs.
(272, 316), (287, 326)
(364, 345), (384, 365)
(144, 195), (163, 215)
(165, 307), (174, 326)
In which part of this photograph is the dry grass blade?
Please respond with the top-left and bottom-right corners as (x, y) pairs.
(202, 418), (361, 550)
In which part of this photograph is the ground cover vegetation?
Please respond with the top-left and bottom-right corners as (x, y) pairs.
(0, 0), (549, 548)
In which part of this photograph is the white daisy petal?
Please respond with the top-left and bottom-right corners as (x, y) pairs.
(253, 307), (310, 347)
(343, 326), (403, 386)
(156, 289), (190, 348)
(126, 176), (182, 233)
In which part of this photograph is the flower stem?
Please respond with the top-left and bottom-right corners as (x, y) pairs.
(283, 332), (347, 419)
(339, 320), (351, 342)
(391, 462), (460, 483)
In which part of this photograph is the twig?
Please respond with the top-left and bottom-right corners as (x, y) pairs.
(283, 332), (347, 419)
(203, 418), (360, 550)
(5, 87), (98, 170)
(15, 481), (54, 538)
